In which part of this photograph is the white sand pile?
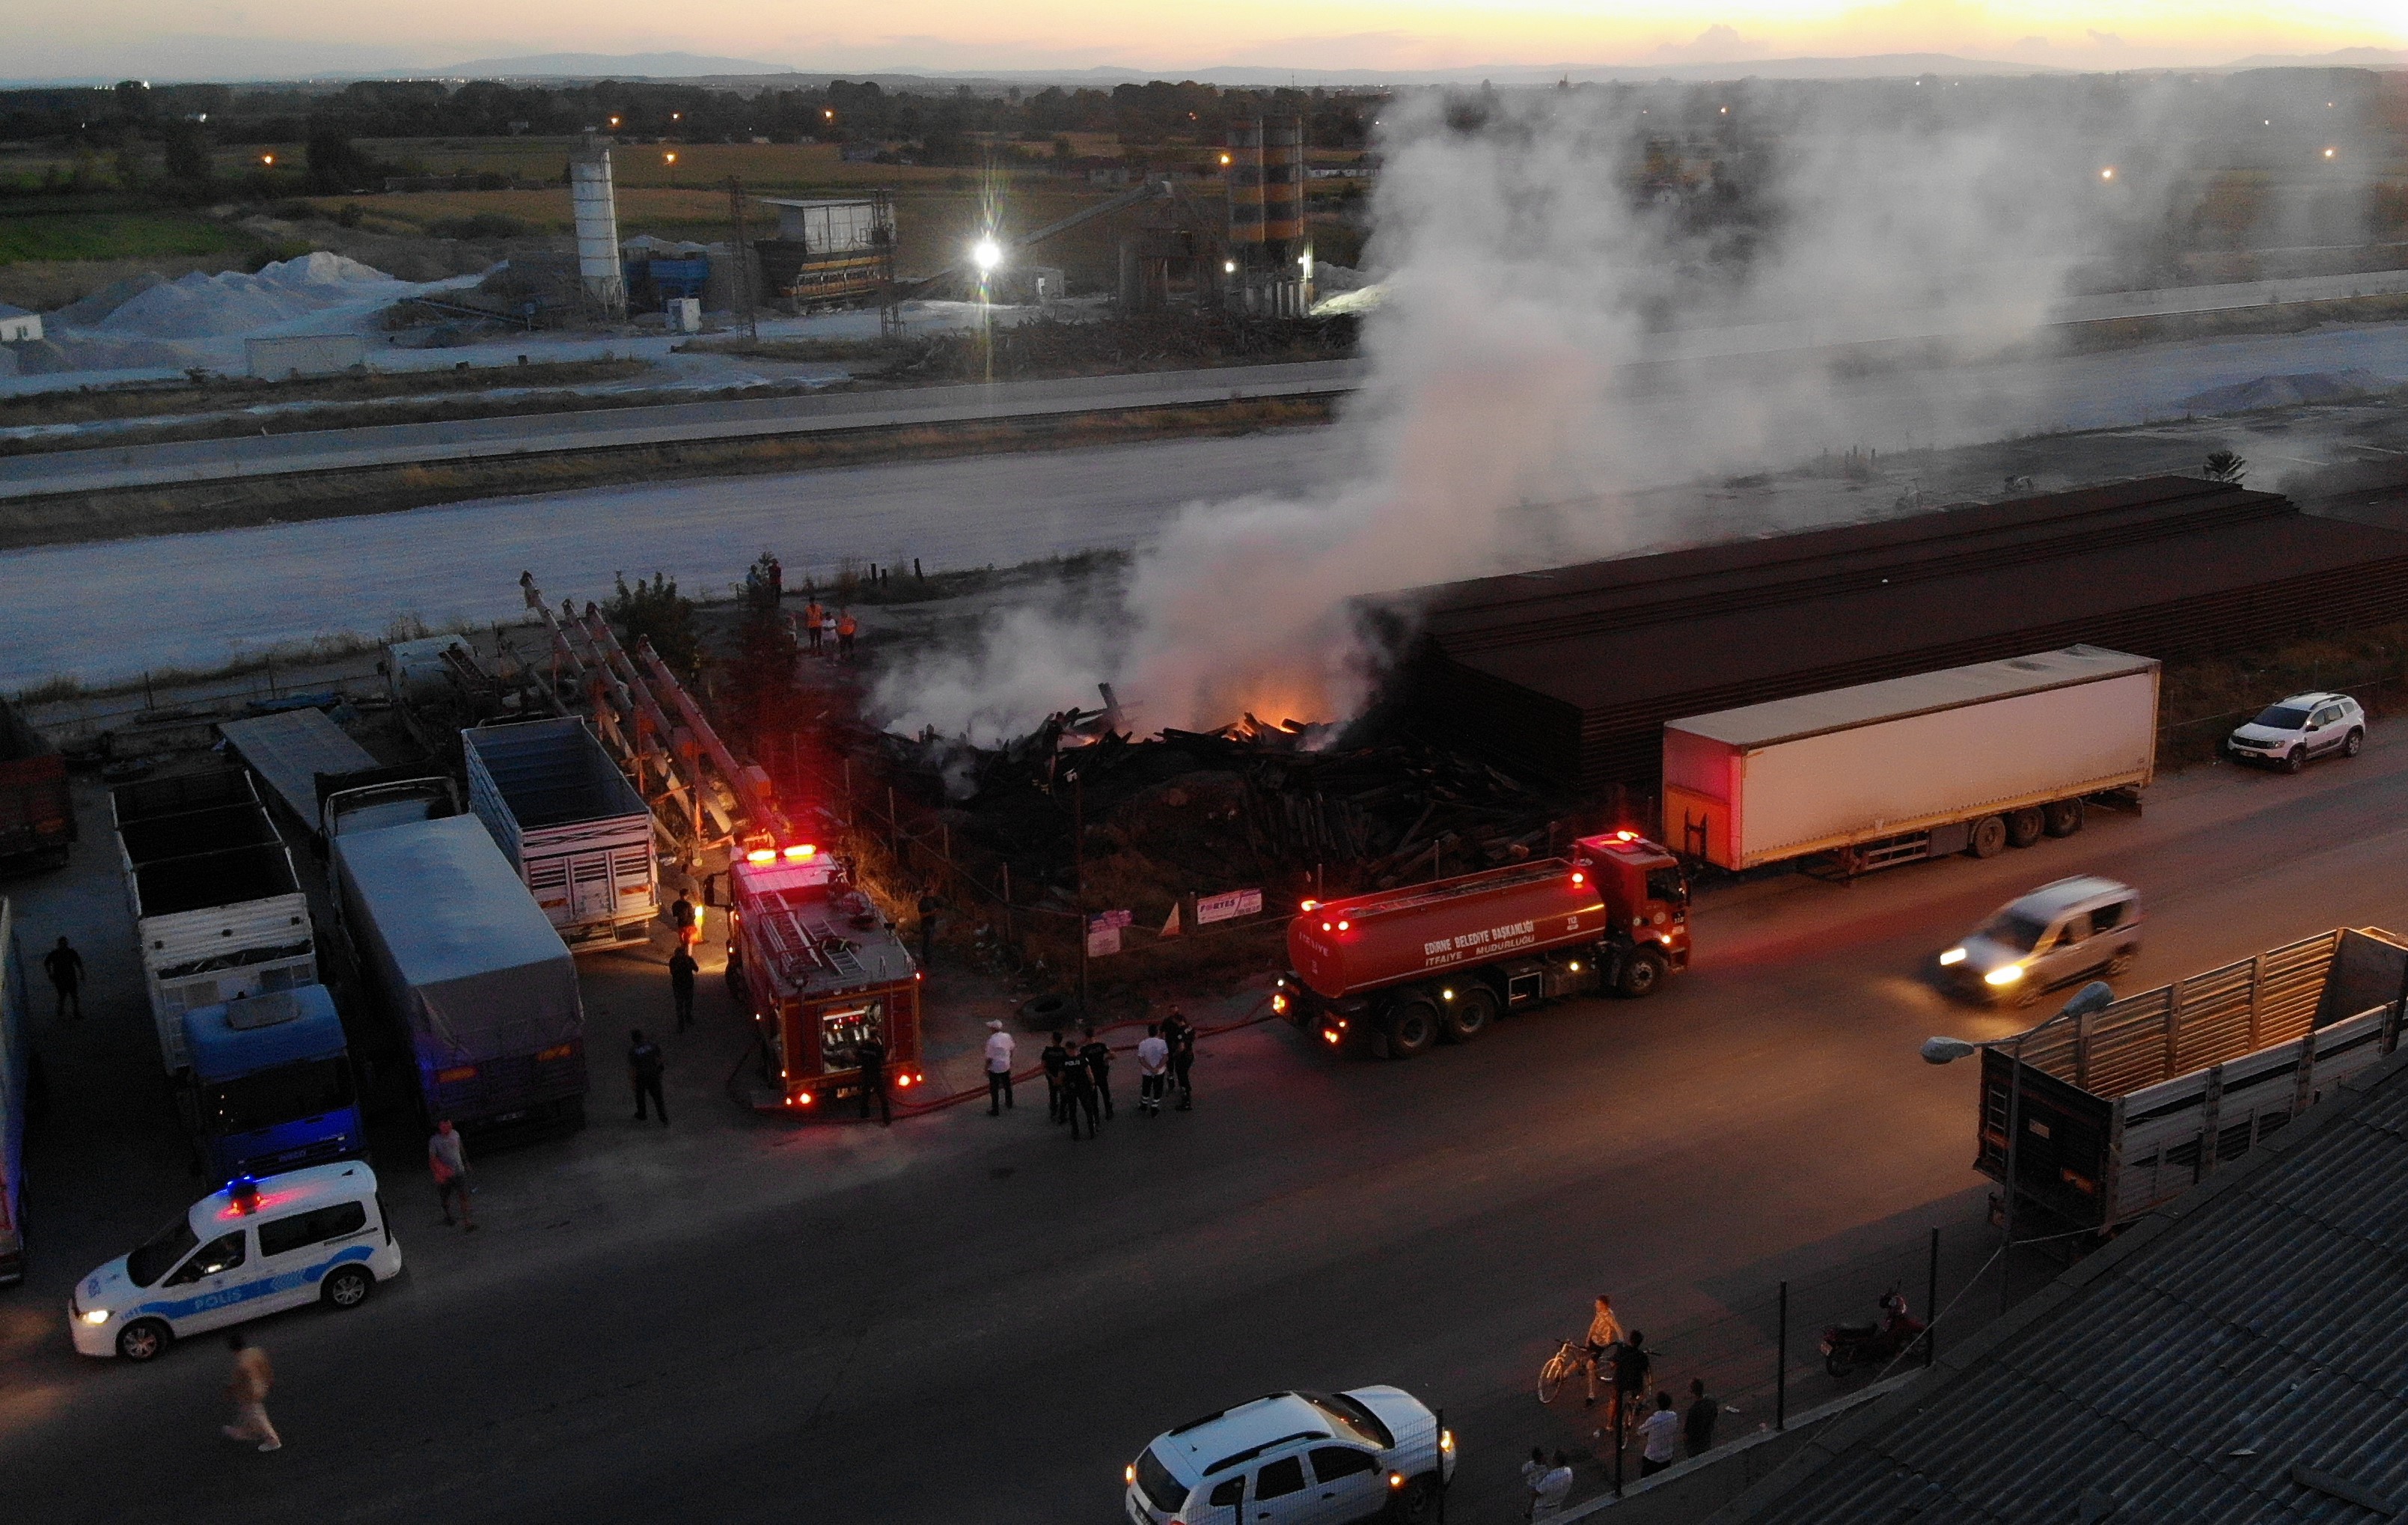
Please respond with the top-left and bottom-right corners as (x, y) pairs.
(91, 252), (396, 340)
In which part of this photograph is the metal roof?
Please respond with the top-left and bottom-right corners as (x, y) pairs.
(1708, 1046), (2408, 1525)
(182, 985), (346, 1083)
(219, 709), (378, 830)
(1668, 645), (2157, 749)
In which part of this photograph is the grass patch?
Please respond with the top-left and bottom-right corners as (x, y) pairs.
(0, 358), (653, 437)
(0, 210), (248, 264)
(2158, 617), (2408, 766)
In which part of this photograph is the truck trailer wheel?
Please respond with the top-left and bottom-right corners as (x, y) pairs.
(2043, 798), (2085, 837)
(1967, 816), (2008, 858)
(1384, 1000), (1440, 1059)
(1617, 948), (1669, 998)
(1442, 985), (1498, 1042)
(2005, 807), (2045, 849)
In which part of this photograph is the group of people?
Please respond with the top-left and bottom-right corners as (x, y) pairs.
(982, 1009), (1198, 1136)
(796, 599), (861, 661)
(1525, 1292), (1723, 1512)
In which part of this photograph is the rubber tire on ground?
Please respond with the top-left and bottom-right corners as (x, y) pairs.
(2043, 798), (2085, 837)
(2285, 748), (2306, 774)
(1389, 1474), (1439, 1524)
(1824, 1351), (1852, 1380)
(117, 1318), (171, 1363)
(1442, 985), (1498, 1042)
(1384, 1000), (1440, 1059)
(2345, 728), (2365, 758)
(1617, 947), (1669, 999)
(2005, 807), (2046, 849)
(1968, 816), (2008, 858)
(323, 1265), (373, 1310)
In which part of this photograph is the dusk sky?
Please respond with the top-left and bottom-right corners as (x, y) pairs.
(9, 0), (2406, 80)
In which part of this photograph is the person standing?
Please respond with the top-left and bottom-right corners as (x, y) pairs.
(1135, 1024), (1169, 1116)
(428, 1119), (474, 1230)
(629, 1028), (667, 1125)
(1520, 1446), (1550, 1519)
(1684, 1378), (1720, 1460)
(835, 608), (859, 661)
(1061, 1042), (1101, 1140)
(1583, 1294), (1624, 1407)
(1163, 1007), (1196, 1110)
(221, 1333), (281, 1452)
(1609, 1330), (1652, 1443)
(1079, 1026), (1115, 1121)
(854, 1033), (889, 1125)
(669, 893), (697, 950)
(1039, 1031), (1072, 1124)
(984, 1020), (1015, 1115)
(668, 946), (698, 1033)
(43, 935), (84, 1022)
(1637, 1392), (1681, 1477)
(1531, 1451), (1574, 1519)
(802, 598), (826, 653)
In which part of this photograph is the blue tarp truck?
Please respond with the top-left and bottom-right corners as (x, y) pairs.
(179, 984), (366, 1184)
(331, 813), (587, 1137)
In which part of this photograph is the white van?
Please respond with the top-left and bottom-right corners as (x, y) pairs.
(69, 1162), (401, 1361)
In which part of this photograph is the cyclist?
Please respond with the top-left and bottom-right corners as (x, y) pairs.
(1583, 1294), (1624, 1407)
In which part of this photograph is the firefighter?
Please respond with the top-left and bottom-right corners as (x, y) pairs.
(835, 608), (859, 661)
(802, 598), (826, 653)
(1039, 1031), (1072, 1123)
(1078, 1026), (1115, 1121)
(1060, 1036), (1101, 1140)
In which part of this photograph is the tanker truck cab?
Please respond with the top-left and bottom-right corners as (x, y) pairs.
(1275, 833), (1688, 1060)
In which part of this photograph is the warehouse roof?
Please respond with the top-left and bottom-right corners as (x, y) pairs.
(1668, 645), (2157, 749)
(1708, 1045), (2408, 1525)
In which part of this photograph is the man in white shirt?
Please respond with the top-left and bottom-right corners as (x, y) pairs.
(984, 1021), (1016, 1115)
(1530, 1452), (1574, 1518)
(1135, 1024), (1170, 1115)
(1637, 1391), (1682, 1478)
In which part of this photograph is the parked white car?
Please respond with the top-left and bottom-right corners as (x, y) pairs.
(2227, 692), (2365, 772)
(1127, 1387), (1455, 1525)
(69, 1163), (400, 1361)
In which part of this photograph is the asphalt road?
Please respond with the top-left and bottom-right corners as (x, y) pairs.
(6, 321), (2407, 691)
(7, 727), (2408, 1524)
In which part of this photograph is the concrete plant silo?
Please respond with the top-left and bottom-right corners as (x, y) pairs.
(569, 136), (626, 320)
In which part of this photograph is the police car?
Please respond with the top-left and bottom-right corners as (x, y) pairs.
(1125, 1387), (1455, 1525)
(69, 1163), (400, 1362)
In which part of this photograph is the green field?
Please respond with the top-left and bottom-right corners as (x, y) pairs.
(0, 210), (248, 263)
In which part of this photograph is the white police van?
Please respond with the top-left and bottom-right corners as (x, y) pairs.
(70, 1162), (401, 1361)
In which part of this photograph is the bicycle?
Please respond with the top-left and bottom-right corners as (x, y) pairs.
(1537, 1339), (1592, 1405)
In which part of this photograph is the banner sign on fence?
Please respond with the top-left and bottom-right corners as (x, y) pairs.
(1195, 888), (1264, 926)
(1087, 910), (1131, 957)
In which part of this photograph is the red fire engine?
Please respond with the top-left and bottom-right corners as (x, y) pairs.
(724, 845), (923, 1111)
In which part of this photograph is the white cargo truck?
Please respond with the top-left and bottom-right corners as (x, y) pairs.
(111, 772), (316, 1075)
(460, 718), (657, 950)
(1663, 645), (2159, 875)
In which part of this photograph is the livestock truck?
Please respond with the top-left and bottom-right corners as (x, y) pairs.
(1967, 926), (2408, 1238)
(462, 718), (658, 951)
(332, 812), (587, 1136)
(111, 771), (316, 1075)
(180, 984), (365, 1185)
(0, 695), (74, 872)
(218, 708), (379, 845)
(1663, 645), (2158, 877)
(1277, 832), (1690, 1059)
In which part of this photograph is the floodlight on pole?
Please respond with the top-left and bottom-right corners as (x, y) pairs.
(971, 237), (1003, 272)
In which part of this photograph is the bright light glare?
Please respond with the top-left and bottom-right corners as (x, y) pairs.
(2099, 166), (2115, 180)
(1938, 947), (1968, 966)
(1984, 965), (2024, 986)
(971, 237), (1003, 272)
(81, 1309), (109, 1325)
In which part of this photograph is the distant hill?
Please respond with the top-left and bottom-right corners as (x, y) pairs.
(437, 51), (798, 78)
(2215, 47), (2408, 70)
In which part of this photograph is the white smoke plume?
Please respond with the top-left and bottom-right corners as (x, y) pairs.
(873, 80), (2222, 742)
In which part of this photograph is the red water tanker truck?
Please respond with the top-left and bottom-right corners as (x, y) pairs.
(1274, 832), (1690, 1058)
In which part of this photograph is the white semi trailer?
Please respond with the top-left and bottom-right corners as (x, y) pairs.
(1663, 645), (2160, 875)
(461, 718), (657, 951)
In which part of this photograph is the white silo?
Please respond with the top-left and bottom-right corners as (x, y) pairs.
(569, 136), (626, 319)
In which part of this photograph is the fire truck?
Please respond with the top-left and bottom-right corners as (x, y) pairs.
(1275, 832), (1690, 1058)
(724, 845), (924, 1111)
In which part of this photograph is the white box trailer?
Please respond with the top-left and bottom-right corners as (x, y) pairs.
(218, 709), (380, 843)
(111, 772), (316, 1075)
(461, 718), (657, 950)
(1664, 645), (2160, 875)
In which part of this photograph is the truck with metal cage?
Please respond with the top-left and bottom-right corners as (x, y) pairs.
(462, 718), (657, 951)
(111, 770), (316, 1076)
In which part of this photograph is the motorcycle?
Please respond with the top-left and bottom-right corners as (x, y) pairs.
(1819, 1287), (1925, 1378)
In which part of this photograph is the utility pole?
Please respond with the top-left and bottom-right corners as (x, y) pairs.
(1074, 771), (1088, 1015)
(727, 175), (759, 342)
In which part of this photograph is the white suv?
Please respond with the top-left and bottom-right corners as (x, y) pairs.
(1127, 1387), (1455, 1525)
(2228, 691), (2365, 772)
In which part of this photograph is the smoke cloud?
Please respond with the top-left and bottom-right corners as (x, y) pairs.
(872, 80), (2274, 743)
